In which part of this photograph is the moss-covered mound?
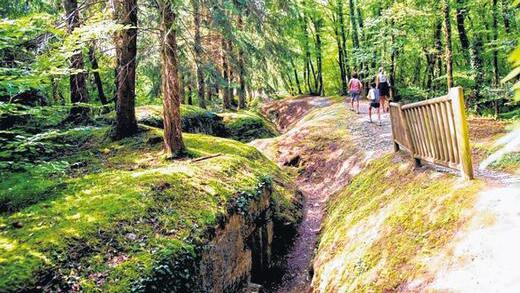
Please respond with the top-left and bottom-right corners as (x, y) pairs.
(134, 105), (278, 142)
(312, 154), (483, 292)
(219, 111), (279, 142)
(0, 127), (301, 292)
(134, 105), (227, 136)
(0, 103), (68, 132)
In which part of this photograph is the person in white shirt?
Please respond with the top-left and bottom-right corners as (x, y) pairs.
(368, 83), (382, 126)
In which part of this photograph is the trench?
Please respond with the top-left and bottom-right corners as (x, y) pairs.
(246, 97), (394, 292)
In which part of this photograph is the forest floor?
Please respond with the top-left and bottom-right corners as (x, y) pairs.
(251, 96), (520, 292)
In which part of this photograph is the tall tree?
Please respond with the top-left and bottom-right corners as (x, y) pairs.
(501, 0), (511, 34)
(312, 16), (324, 96)
(236, 3), (247, 109)
(333, 0), (348, 94)
(491, 0), (500, 116)
(443, 0), (453, 88)
(192, 0), (206, 109)
(222, 36), (232, 109)
(470, 34), (484, 102)
(112, 0), (138, 139)
(290, 58), (303, 95)
(348, 0), (359, 49)
(455, 0), (470, 63)
(87, 45), (108, 105)
(160, 0), (185, 157)
(63, 0), (89, 121)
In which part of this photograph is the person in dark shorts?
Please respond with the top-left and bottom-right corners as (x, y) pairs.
(368, 83), (381, 125)
(348, 72), (363, 114)
(376, 67), (390, 112)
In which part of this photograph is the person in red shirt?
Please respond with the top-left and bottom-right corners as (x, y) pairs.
(348, 72), (363, 114)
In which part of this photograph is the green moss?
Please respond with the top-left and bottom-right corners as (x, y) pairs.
(0, 103), (69, 132)
(132, 105), (227, 137)
(219, 111), (279, 142)
(313, 155), (483, 291)
(0, 128), (298, 292)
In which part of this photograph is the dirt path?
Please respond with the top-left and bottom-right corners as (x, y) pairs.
(252, 97), (393, 292)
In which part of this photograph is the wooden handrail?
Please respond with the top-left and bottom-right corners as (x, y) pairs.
(389, 87), (473, 179)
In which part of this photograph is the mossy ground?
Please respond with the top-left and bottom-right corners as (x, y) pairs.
(0, 125), (299, 292)
(130, 105), (276, 142)
(219, 111), (279, 142)
(312, 154), (483, 292)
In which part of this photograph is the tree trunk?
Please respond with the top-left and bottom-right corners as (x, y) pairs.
(339, 0), (350, 78)
(290, 58), (303, 95)
(492, 0), (500, 86)
(390, 17), (396, 97)
(192, 0), (206, 108)
(301, 13), (313, 95)
(88, 45), (108, 105)
(501, 0), (511, 34)
(455, 0), (470, 63)
(434, 19), (443, 85)
(112, 0), (138, 139)
(237, 13), (246, 109)
(470, 35), (484, 102)
(160, 1), (185, 157)
(221, 37), (232, 109)
(348, 0), (359, 49)
(443, 0), (453, 89)
(314, 18), (324, 96)
(63, 0), (89, 121)
(492, 0), (500, 116)
(187, 83), (193, 105)
(334, 0), (348, 95)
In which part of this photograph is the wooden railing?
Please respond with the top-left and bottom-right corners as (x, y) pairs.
(389, 87), (473, 179)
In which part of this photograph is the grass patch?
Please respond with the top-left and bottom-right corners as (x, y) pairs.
(313, 154), (483, 292)
(489, 152), (520, 174)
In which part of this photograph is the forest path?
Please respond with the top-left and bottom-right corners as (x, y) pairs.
(252, 96), (520, 292)
(251, 96), (393, 292)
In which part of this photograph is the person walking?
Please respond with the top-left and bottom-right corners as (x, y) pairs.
(376, 67), (390, 112)
(368, 83), (381, 125)
(348, 72), (363, 114)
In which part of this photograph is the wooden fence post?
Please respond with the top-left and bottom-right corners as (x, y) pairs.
(450, 87), (474, 180)
(398, 103), (421, 167)
(390, 104), (400, 152)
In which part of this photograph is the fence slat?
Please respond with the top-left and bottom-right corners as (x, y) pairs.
(427, 104), (441, 160)
(431, 103), (445, 162)
(440, 101), (455, 163)
(413, 107), (428, 157)
(434, 102), (449, 163)
(447, 102), (460, 164)
(421, 106), (434, 158)
(389, 87), (473, 180)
